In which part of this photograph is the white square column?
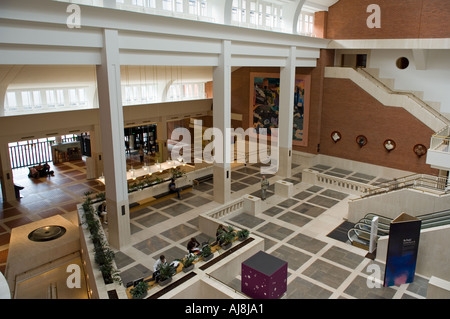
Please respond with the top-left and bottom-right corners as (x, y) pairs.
(277, 47), (296, 178)
(213, 40), (232, 204)
(0, 143), (16, 203)
(96, 29), (130, 250)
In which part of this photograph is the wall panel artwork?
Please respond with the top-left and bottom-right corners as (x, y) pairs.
(250, 73), (309, 147)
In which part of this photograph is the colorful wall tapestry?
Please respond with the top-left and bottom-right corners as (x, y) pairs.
(250, 73), (309, 146)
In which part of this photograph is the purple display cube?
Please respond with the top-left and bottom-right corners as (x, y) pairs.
(241, 251), (288, 299)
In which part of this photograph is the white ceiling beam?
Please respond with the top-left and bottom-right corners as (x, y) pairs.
(412, 49), (428, 70)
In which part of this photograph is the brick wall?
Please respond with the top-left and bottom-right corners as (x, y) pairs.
(326, 0), (450, 39)
(319, 77), (438, 175)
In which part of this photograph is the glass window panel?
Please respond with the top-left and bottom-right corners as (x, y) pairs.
(46, 90), (56, 106)
(176, 0), (183, 12)
(21, 91), (32, 107)
(6, 92), (17, 108)
(78, 88), (87, 105)
(68, 89), (77, 105)
(189, 0), (196, 14)
(33, 91), (42, 107)
(56, 89), (65, 106)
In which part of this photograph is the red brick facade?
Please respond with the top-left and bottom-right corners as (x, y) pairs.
(326, 0), (450, 39)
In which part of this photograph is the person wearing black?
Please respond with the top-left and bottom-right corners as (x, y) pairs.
(187, 237), (200, 253)
(97, 201), (107, 224)
(169, 178), (181, 199)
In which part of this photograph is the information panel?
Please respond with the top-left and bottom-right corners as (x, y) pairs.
(384, 213), (421, 287)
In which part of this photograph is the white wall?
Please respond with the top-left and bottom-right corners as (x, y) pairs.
(368, 49), (450, 114)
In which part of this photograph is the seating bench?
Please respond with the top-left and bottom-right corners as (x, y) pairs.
(129, 185), (192, 212)
(192, 174), (213, 187)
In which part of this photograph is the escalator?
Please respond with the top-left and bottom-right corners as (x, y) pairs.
(348, 208), (450, 250)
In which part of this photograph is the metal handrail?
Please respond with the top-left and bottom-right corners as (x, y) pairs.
(348, 208), (450, 245)
(357, 68), (450, 126)
(352, 173), (449, 200)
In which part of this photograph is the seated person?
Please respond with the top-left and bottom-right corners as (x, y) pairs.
(97, 202), (107, 224)
(187, 237), (201, 254)
(152, 255), (167, 282)
(168, 178), (181, 199)
(28, 167), (39, 179)
(43, 163), (54, 176)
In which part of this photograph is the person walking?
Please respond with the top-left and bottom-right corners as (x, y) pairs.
(261, 175), (269, 200)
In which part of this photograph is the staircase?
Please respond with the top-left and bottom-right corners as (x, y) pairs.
(324, 67), (450, 132)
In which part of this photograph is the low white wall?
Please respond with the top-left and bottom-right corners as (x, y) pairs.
(348, 189), (450, 223)
(165, 277), (242, 299)
(128, 165), (213, 203)
(377, 225), (450, 281)
(427, 276), (450, 299)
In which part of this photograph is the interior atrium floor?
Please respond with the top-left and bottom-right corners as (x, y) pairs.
(0, 155), (430, 299)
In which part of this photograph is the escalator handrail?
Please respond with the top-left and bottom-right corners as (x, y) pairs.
(353, 222), (389, 236)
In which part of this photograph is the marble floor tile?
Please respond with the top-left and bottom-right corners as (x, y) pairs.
(293, 191), (313, 200)
(120, 263), (152, 285)
(302, 259), (351, 289)
(287, 233), (327, 254)
(307, 195), (339, 209)
(292, 203), (326, 218)
(229, 213), (266, 229)
(114, 251), (135, 269)
(160, 224), (197, 242)
(277, 211), (312, 228)
(271, 245), (312, 271)
(184, 196), (211, 207)
(135, 212), (170, 228)
(162, 203), (193, 217)
(344, 275), (397, 299)
(320, 189), (349, 200)
(287, 277), (333, 299)
(277, 198), (300, 209)
(321, 246), (365, 269)
(262, 206), (284, 217)
(255, 222), (294, 241)
(133, 236), (170, 255)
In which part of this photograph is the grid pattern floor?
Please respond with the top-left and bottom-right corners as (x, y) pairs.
(0, 160), (429, 299)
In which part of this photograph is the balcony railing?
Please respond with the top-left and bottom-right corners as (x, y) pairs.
(430, 126), (450, 154)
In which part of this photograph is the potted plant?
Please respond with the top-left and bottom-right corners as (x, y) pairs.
(217, 225), (236, 250)
(179, 253), (198, 273)
(201, 244), (214, 261)
(158, 263), (176, 287)
(130, 281), (149, 299)
(236, 229), (250, 241)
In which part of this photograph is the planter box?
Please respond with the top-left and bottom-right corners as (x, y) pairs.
(221, 242), (232, 250)
(159, 277), (172, 287)
(203, 253), (214, 262)
(182, 264), (194, 273)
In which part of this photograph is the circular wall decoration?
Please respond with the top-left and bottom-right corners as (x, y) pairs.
(384, 139), (396, 152)
(331, 131), (341, 143)
(396, 57), (409, 70)
(28, 225), (66, 242)
(413, 144), (427, 157)
(356, 135), (367, 147)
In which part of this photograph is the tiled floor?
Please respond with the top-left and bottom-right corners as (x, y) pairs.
(0, 159), (430, 299)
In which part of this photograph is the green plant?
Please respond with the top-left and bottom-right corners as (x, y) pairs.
(171, 167), (185, 179)
(201, 243), (212, 258)
(237, 229), (250, 240)
(179, 253), (198, 269)
(158, 263), (176, 281)
(130, 281), (149, 299)
(217, 225), (236, 246)
(81, 197), (121, 285)
(84, 190), (94, 199)
(95, 192), (105, 202)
